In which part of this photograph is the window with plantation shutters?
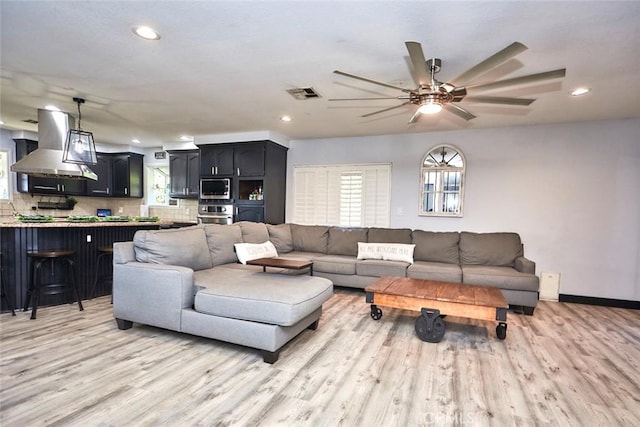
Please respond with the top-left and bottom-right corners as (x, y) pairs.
(293, 163), (391, 227)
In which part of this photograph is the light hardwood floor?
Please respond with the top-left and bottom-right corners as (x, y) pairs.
(1, 288), (639, 426)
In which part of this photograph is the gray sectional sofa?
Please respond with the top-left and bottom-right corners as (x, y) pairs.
(113, 221), (539, 362)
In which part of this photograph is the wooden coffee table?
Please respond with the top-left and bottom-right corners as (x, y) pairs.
(246, 257), (313, 275)
(365, 276), (508, 342)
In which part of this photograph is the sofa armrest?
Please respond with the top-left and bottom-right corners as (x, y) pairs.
(113, 241), (136, 264)
(113, 261), (195, 332)
(514, 256), (536, 274)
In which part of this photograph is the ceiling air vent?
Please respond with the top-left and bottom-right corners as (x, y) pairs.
(23, 119), (38, 124)
(286, 87), (321, 100)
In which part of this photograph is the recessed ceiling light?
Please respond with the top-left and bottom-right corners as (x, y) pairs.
(280, 115), (292, 122)
(0, 120), (4, 126)
(132, 139), (141, 144)
(179, 135), (193, 141)
(133, 25), (161, 40)
(570, 88), (591, 96)
(44, 105), (61, 111)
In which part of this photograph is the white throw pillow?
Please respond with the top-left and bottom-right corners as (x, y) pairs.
(357, 242), (415, 264)
(234, 241), (278, 265)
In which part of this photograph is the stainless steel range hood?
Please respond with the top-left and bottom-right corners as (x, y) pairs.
(10, 109), (97, 180)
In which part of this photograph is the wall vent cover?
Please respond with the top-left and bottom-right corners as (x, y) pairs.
(286, 87), (321, 100)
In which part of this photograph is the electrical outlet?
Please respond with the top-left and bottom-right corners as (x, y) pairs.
(118, 207), (124, 214)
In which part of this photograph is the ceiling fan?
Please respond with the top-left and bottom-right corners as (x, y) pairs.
(330, 41), (566, 123)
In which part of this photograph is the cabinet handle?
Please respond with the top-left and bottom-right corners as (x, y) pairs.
(107, 187), (110, 195)
(237, 168), (240, 176)
(211, 166), (215, 175)
(34, 185), (57, 191)
(125, 187), (128, 195)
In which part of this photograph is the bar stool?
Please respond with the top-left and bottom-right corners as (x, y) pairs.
(90, 246), (113, 300)
(23, 250), (84, 320)
(0, 252), (16, 316)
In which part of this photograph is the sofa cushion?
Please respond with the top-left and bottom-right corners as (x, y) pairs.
(461, 265), (539, 291)
(289, 224), (329, 253)
(313, 255), (357, 275)
(459, 232), (523, 266)
(412, 231), (460, 264)
(356, 259), (409, 277)
(193, 270), (333, 326)
(407, 261), (462, 282)
(368, 227), (412, 244)
(327, 227), (368, 256)
(267, 223), (293, 253)
(134, 225), (212, 271)
(234, 241), (278, 264)
(204, 224), (242, 266)
(357, 242), (415, 264)
(236, 221), (270, 244)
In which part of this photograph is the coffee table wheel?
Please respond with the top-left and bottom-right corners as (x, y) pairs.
(370, 305), (382, 320)
(496, 322), (507, 340)
(415, 309), (446, 343)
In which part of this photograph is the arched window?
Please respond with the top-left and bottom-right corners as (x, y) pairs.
(420, 144), (465, 217)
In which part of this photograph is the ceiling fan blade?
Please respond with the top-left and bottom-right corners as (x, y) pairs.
(361, 101), (412, 118)
(334, 70), (411, 93)
(466, 68), (566, 92)
(405, 41), (430, 86)
(328, 96), (410, 101)
(408, 109), (422, 124)
(444, 104), (476, 121)
(448, 42), (528, 86)
(462, 95), (535, 106)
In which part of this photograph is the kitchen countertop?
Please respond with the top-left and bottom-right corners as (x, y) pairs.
(0, 218), (175, 228)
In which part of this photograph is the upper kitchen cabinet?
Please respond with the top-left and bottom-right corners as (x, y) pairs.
(200, 144), (234, 176)
(234, 142), (265, 177)
(112, 153), (144, 198)
(85, 153), (113, 197)
(168, 150), (200, 199)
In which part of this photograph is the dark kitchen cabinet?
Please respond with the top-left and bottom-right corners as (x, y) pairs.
(234, 142), (264, 177)
(199, 140), (287, 223)
(235, 205), (264, 223)
(168, 150), (199, 198)
(112, 153), (144, 198)
(14, 139), (38, 193)
(29, 176), (86, 196)
(85, 153), (113, 196)
(200, 145), (234, 176)
(15, 139), (86, 196)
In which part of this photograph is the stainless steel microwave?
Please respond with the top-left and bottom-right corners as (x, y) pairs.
(200, 178), (231, 200)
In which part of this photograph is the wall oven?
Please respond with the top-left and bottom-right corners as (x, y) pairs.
(200, 178), (231, 200)
(197, 204), (234, 224)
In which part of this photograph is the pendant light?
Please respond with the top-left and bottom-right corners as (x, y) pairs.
(63, 97), (97, 165)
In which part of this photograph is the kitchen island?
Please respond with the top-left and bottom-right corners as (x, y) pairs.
(0, 219), (174, 314)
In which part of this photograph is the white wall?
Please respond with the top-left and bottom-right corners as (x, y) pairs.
(286, 118), (640, 301)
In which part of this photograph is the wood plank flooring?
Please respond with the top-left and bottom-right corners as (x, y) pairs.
(1, 288), (639, 426)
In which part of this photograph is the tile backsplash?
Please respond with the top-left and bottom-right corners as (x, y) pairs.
(1, 193), (198, 222)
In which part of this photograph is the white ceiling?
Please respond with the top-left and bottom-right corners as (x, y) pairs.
(1, 1), (639, 148)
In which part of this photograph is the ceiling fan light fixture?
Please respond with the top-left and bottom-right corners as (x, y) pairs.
(418, 100), (443, 115)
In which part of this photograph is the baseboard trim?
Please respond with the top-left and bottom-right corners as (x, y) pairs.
(559, 294), (640, 310)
